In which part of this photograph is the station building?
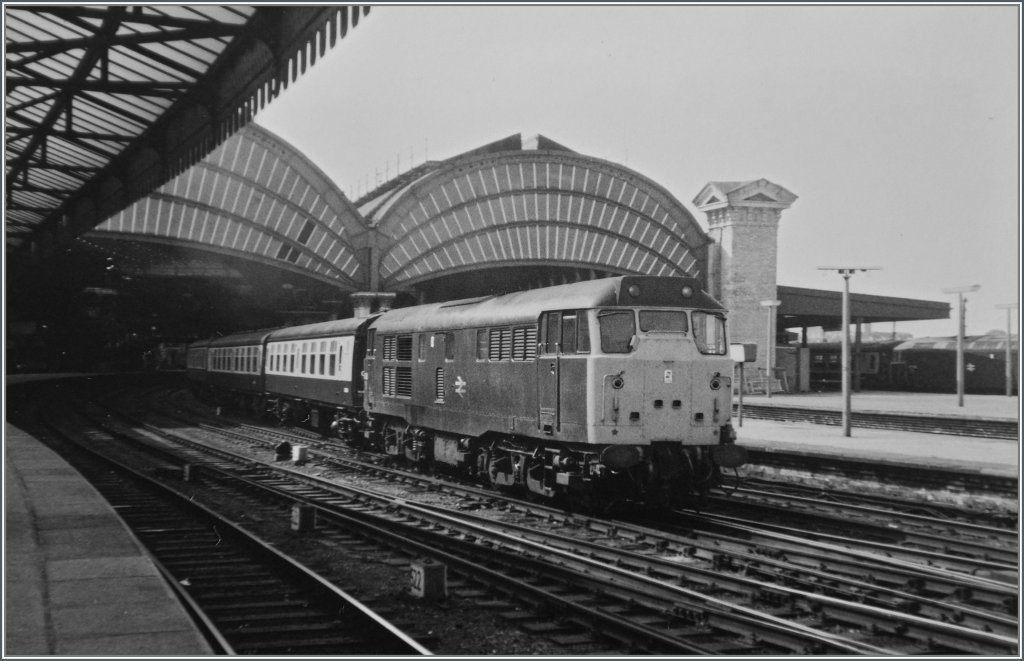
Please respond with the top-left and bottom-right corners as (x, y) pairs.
(80, 124), (948, 389)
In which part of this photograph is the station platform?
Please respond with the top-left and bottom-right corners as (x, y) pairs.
(4, 422), (214, 655)
(739, 390), (1020, 421)
(734, 391), (1020, 479)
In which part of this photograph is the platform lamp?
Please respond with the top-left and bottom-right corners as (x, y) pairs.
(818, 267), (881, 436)
(994, 302), (1017, 397)
(759, 299), (781, 399)
(942, 285), (980, 407)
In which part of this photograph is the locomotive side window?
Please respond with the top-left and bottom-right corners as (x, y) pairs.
(540, 311), (589, 354)
(476, 330), (488, 359)
(542, 312), (561, 354)
(692, 311), (727, 355)
(599, 310), (636, 353)
(443, 333), (454, 361)
(561, 314), (577, 353)
(576, 314), (591, 353)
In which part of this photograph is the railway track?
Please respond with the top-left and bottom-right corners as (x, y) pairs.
(736, 404), (1018, 440)
(97, 399), (1020, 655)
(35, 419), (431, 656)
(13, 380), (1019, 656)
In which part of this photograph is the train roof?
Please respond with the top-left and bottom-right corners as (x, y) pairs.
(207, 329), (275, 347)
(372, 276), (722, 333)
(266, 316), (374, 342)
(894, 334), (1018, 353)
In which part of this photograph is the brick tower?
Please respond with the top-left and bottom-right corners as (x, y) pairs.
(693, 179), (797, 363)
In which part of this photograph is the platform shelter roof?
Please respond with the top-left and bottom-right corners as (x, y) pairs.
(5, 5), (372, 269)
(777, 285), (951, 331)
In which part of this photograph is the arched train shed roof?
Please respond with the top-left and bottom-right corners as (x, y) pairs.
(94, 124), (367, 290)
(361, 134), (712, 291)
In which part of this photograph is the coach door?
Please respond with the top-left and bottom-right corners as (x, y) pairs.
(537, 312), (560, 434)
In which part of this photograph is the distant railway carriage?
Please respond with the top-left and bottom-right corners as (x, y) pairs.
(185, 339), (212, 387)
(805, 334), (1017, 394)
(893, 335), (1018, 395)
(204, 330), (271, 410)
(807, 340), (906, 391)
(263, 317), (373, 429)
(187, 275), (746, 509)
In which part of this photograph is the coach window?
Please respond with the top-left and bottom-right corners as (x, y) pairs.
(330, 341), (338, 376)
(290, 345), (296, 373)
(320, 341), (327, 375)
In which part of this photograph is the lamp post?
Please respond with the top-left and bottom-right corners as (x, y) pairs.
(994, 303), (1017, 397)
(760, 299), (781, 398)
(818, 267), (881, 436)
(942, 285), (980, 407)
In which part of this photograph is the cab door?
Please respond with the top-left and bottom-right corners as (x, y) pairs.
(537, 312), (560, 434)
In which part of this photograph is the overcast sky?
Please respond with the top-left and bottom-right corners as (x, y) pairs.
(255, 3), (1020, 338)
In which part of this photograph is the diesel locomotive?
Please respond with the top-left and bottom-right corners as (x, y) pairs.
(187, 276), (746, 508)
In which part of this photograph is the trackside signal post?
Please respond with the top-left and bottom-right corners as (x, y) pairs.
(818, 267), (881, 436)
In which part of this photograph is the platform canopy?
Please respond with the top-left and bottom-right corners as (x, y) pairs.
(5, 5), (371, 270)
(777, 285), (950, 331)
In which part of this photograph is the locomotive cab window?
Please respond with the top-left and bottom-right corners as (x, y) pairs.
(599, 309), (636, 353)
(639, 310), (688, 333)
(692, 311), (727, 355)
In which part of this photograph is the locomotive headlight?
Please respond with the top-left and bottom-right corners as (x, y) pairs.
(611, 376), (625, 389)
(681, 285), (694, 297)
(628, 285), (641, 297)
(710, 377), (722, 390)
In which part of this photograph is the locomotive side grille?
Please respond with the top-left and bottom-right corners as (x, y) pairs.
(382, 336), (396, 360)
(512, 326), (537, 361)
(396, 336), (413, 361)
(435, 368), (445, 402)
(381, 366), (413, 398)
(395, 366), (412, 397)
(489, 327), (513, 360)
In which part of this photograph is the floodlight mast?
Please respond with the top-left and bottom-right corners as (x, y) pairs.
(817, 267), (881, 436)
(995, 303), (1018, 397)
(942, 285), (981, 407)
